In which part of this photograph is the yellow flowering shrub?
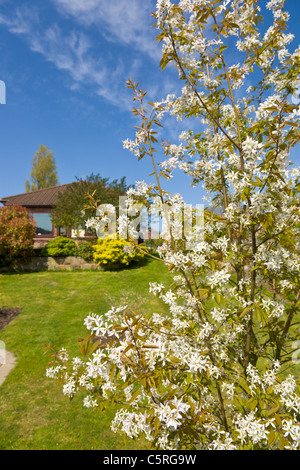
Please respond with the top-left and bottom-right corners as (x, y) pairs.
(92, 237), (144, 269)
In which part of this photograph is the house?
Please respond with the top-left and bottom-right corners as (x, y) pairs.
(0, 184), (92, 247)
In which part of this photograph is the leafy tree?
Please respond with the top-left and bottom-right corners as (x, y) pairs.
(51, 173), (131, 231)
(25, 145), (58, 192)
(0, 205), (36, 265)
(47, 1), (300, 450)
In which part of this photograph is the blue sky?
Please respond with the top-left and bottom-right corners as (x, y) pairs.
(0, 0), (300, 206)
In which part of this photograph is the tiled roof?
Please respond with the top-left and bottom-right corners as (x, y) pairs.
(0, 183), (74, 206)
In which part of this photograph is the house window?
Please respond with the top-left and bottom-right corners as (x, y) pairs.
(33, 213), (53, 236)
(59, 227), (68, 236)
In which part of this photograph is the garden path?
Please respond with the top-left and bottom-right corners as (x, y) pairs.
(0, 307), (20, 385)
(0, 350), (16, 386)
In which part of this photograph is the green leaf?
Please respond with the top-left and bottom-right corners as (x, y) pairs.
(239, 305), (252, 318)
(185, 425), (199, 440)
(88, 340), (101, 356)
(268, 431), (278, 448)
(159, 56), (170, 71)
(247, 397), (259, 411)
(129, 388), (142, 404)
(274, 413), (282, 427)
(267, 403), (280, 416)
(279, 433), (286, 450)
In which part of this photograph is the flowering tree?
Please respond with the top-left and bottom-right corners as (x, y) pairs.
(47, 0), (300, 450)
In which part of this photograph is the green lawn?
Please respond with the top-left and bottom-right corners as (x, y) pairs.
(0, 259), (172, 450)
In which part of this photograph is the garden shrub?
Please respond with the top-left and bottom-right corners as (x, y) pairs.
(92, 237), (144, 269)
(76, 241), (94, 261)
(0, 204), (36, 265)
(42, 236), (76, 257)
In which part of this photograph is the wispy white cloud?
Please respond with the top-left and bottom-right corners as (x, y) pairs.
(0, 1), (173, 111)
(52, 0), (160, 60)
(0, 6), (136, 108)
(0, 5), (38, 34)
